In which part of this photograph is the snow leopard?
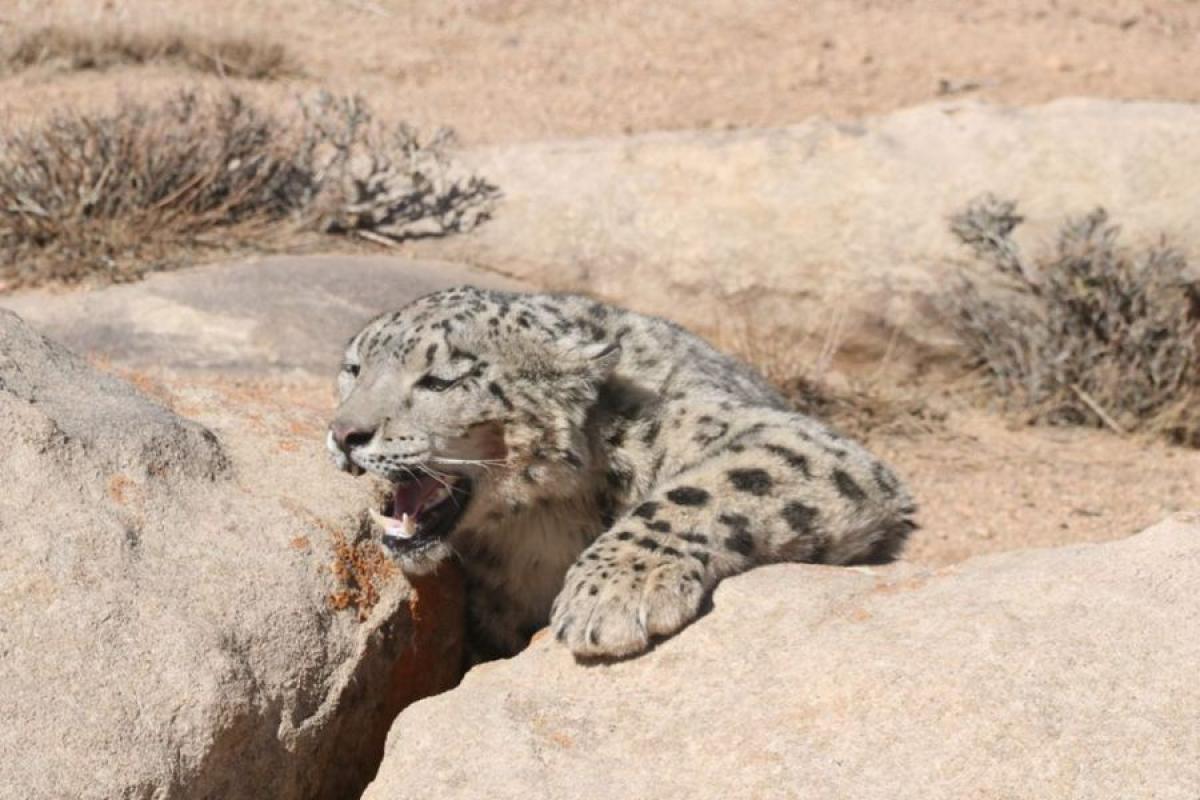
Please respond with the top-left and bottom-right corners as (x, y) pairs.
(328, 286), (916, 661)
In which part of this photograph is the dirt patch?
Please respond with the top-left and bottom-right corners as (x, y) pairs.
(875, 407), (1200, 566)
(4, 1), (1199, 145)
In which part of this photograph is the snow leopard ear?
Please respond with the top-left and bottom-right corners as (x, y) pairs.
(569, 341), (622, 380)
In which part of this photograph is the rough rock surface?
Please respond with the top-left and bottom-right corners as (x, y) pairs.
(418, 99), (1200, 362)
(0, 289), (465, 797)
(363, 515), (1200, 800)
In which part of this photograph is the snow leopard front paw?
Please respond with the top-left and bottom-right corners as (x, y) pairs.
(550, 550), (708, 658)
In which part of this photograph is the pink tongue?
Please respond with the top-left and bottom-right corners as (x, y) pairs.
(392, 476), (443, 518)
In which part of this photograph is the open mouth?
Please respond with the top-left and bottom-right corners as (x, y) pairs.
(367, 473), (472, 556)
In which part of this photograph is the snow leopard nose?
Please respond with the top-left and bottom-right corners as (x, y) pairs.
(331, 421), (376, 453)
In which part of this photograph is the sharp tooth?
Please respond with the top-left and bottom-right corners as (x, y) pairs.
(368, 508), (419, 540)
(394, 513), (418, 539)
(367, 507), (391, 534)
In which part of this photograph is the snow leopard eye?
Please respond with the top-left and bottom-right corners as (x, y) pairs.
(342, 363), (360, 378)
(415, 373), (458, 392)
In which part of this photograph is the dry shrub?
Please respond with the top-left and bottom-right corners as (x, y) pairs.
(0, 91), (499, 290)
(4, 26), (298, 80)
(329, 527), (398, 622)
(948, 194), (1200, 445)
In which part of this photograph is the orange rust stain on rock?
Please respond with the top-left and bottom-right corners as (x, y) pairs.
(287, 418), (324, 437)
(870, 575), (931, 596)
(113, 368), (177, 408)
(548, 731), (575, 749)
(328, 530), (398, 621)
(107, 474), (135, 505)
(846, 607), (873, 623)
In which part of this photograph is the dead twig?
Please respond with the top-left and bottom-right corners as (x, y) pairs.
(1069, 384), (1126, 435)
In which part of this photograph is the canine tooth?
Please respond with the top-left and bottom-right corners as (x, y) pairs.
(367, 507), (391, 533)
(368, 508), (419, 540)
(394, 513), (418, 539)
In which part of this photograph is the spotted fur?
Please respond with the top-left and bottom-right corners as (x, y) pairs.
(328, 287), (916, 660)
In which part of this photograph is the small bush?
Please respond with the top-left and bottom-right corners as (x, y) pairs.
(4, 26), (298, 80)
(0, 91), (499, 289)
(947, 194), (1200, 445)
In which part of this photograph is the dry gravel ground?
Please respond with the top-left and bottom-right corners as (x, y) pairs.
(1, 0), (1198, 570)
(2, 0), (1199, 144)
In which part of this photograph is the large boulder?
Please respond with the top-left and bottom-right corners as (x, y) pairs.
(0, 300), (460, 799)
(363, 515), (1200, 800)
(419, 99), (1200, 363)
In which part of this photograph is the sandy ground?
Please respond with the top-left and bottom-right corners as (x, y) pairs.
(876, 409), (1200, 566)
(2, 0), (1198, 568)
(2, 0), (1199, 144)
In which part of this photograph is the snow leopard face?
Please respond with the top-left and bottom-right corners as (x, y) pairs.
(328, 286), (619, 572)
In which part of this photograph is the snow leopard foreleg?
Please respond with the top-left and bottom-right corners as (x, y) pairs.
(550, 426), (916, 658)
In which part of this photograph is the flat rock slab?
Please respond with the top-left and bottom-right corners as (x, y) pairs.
(0, 255), (525, 374)
(418, 98), (1200, 361)
(363, 515), (1200, 800)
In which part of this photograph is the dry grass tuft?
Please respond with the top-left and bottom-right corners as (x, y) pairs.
(947, 194), (1200, 446)
(4, 25), (299, 80)
(0, 90), (499, 290)
(713, 317), (941, 441)
(329, 527), (398, 622)
(775, 375), (941, 442)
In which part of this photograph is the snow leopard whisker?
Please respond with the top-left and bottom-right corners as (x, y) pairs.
(414, 462), (455, 492)
(429, 455), (506, 474)
(414, 463), (467, 509)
